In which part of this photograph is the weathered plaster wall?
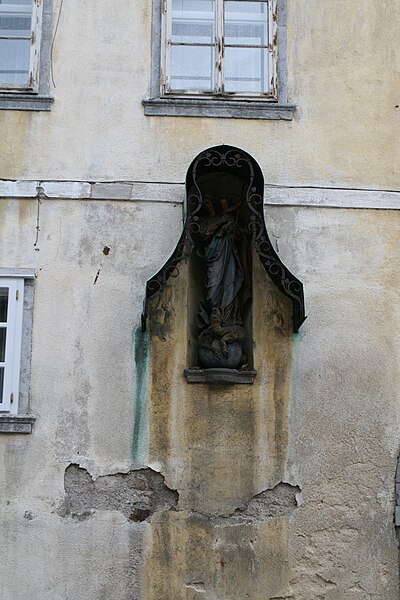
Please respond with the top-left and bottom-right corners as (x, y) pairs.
(0, 196), (399, 598)
(0, 198), (179, 598)
(0, 0), (399, 187)
(140, 207), (400, 598)
(0, 0), (399, 597)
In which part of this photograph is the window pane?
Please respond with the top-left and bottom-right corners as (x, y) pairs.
(170, 44), (214, 91)
(0, 288), (8, 323)
(0, 0), (32, 37)
(0, 38), (30, 84)
(172, 0), (214, 44)
(0, 367), (3, 403)
(0, 328), (6, 362)
(224, 1), (268, 46)
(224, 46), (269, 93)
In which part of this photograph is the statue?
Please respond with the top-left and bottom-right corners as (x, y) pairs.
(196, 195), (248, 369)
(143, 145), (306, 384)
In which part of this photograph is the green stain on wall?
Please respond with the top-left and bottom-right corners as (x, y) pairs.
(131, 324), (150, 466)
(288, 328), (304, 432)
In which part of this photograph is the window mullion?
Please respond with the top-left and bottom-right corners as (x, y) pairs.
(215, 0), (224, 93)
(162, 0), (171, 93)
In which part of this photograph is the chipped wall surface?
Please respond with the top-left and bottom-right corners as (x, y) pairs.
(0, 0), (400, 598)
(0, 197), (399, 598)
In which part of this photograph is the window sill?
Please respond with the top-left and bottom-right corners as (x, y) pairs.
(0, 93), (54, 111)
(0, 415), (35, 433)
(143, 97), (295, 120)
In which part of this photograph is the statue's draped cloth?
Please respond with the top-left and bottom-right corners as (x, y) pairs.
(198, 221), (244, 326)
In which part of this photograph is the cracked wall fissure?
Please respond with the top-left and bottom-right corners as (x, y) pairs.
(63, 465), (300, 524)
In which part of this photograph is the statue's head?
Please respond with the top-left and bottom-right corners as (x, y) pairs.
(203, 194), (216, 216)
(220, 196), (240, 214)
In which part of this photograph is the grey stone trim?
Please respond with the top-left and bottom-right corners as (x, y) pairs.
(263, 186), (400, 210)
(1, 180), (400, 210)
(92, 181), (184, 202)
(149, 0), (162, 99)
(0, 0), (53, 111)
(0, 180), (39, 197)
(41, 181), (91, 198)
(92, 183), (136, 200)
(0, 268), (35, 279)
(142, 98), (295, 120)
(0, 415), (35, 434)
(276, 0), (289, 103)
(38, 0), (53, 98)
(0, 180), (186, 202)
(19, 278), (34, 416)
(0, 94), (53, 111)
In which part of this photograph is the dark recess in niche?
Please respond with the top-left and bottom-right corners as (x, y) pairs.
(186, 169), (254, 379)
(142, 145), (306, 384)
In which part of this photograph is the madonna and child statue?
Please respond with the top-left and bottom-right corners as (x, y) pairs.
(142, 145), (306, 384)
(196, 194), (250, 371)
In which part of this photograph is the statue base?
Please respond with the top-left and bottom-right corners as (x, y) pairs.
(184, 368), (256, 385)
(198, 340), (243, 369)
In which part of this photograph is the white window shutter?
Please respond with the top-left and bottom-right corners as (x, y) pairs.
(0, 278), (24, 414)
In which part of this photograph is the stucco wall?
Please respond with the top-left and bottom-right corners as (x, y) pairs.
(0, 0), (399, 187)
(0, 0), (399, 598)
(0, 197), (399, 598)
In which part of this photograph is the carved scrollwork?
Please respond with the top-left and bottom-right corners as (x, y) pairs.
(142, 145), (306, 333)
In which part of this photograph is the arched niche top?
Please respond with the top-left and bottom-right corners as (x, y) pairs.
(142, 145), (306, 333)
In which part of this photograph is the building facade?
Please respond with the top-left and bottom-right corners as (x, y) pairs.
(0, 0), (400, 598)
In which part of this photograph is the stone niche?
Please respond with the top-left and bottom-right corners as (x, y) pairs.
(142, 145), (306, 384)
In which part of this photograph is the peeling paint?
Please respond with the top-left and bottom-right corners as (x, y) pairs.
(63, 464), (178, 521)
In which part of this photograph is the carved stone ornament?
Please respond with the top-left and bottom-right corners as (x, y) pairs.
(142, 145), (306, 383)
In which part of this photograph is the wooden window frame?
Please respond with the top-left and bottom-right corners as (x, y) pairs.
(161, 0), (278, 100)
(0, 0), (43, 93)
(0, 278), (24, 415)
(143, 0), (295, 119)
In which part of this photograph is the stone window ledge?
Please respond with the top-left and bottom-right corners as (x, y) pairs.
(143, 98), (295, 120)
(0, 415), (35, 433)
(0, 94), (54, 111)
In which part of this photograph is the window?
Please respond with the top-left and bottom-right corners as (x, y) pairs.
(0, 271), (35, 433)
(0, 279), (24, 413)
(163, 0), (276, 98)
(0, 0), (42, 91)
(0, 0), (53, 110)
(143, 0), (294, 119)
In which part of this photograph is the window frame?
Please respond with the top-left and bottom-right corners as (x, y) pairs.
(0, 270), (35, 433)
(161, 0), (277, 100)
(0, 0), (53, 110)
(143, 0), (295, 120)
(0, 278), (24, 414)
(0, 0), (43, 93)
